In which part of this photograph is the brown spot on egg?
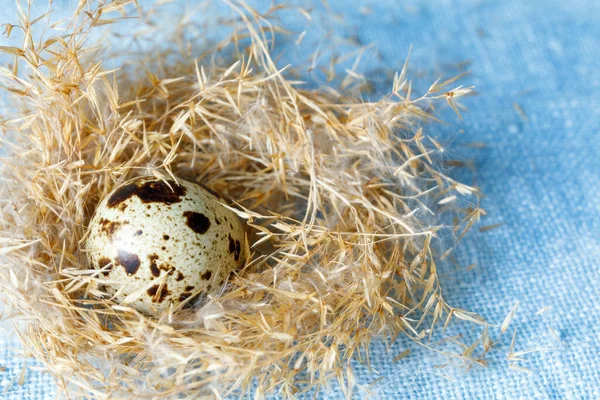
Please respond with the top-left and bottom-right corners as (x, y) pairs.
(215, 217), (221, 225)
(118, 203), (128, 212)
(201, 270), (212, 280)
(107, 178), (187, 208)
(228, 235), (242, 261)
(98, 257), (112, 276)
(176, 271), (185, 281)
(98, 218), (110, 228)
(148, 254), (160, 277)
(178, 292), (191, 302)
(183, 211), (210, 234)
(98, 218), (126, 236)
(106, 183), (136, 208)
(185, 285), (195, 292)
(228, 234), (235, 254)
(159, 262), (176, 276)
(116, 249), (140, 275)
(135, 229), (143, 236)
(147, 284), (169, 303)
(163, 234), (170, 240)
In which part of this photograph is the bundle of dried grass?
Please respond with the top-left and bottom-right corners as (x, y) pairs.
(0, 0), (490, 398)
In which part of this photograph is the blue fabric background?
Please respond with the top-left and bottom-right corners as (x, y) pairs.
(1, 0), (599, 398)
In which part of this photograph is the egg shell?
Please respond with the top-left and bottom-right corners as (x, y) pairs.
(85, 176), (245, 315)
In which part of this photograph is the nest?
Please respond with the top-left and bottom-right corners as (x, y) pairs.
(0, 1), (490, 398)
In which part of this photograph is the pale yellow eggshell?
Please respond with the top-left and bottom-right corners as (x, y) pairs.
(86, 176), (245, 314)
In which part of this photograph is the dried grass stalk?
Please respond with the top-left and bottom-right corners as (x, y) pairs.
(0, 0), (489, 398)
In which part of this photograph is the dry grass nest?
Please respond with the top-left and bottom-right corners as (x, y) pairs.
(0, 1), (496, 398)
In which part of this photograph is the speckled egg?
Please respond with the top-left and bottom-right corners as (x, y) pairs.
(85, 176), (246, 314)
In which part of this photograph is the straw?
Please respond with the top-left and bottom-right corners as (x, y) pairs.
(0, 1), (490, 398)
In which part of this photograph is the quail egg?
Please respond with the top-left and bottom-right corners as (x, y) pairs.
(86, 176), (245, 314)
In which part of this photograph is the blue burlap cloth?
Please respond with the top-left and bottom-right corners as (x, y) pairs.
(1, 0), (599, 398)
